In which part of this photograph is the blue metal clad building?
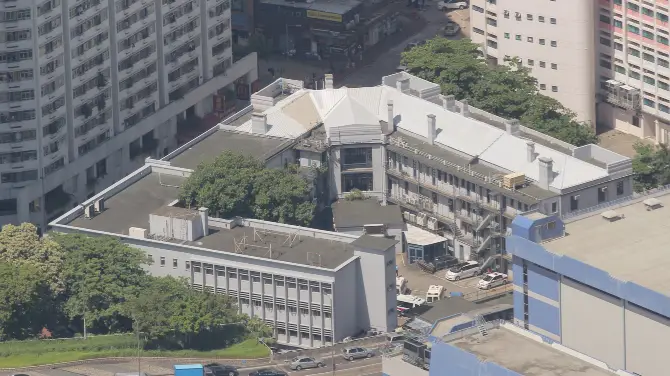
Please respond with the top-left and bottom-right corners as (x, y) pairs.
(506, 209), (670, 376)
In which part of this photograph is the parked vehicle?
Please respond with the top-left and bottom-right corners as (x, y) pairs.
(445, 261), (480, 281)
(386, 332), (405, 344)
(342, 347), (375, 360)
(425, 285), (445, 303)
(397, 276), (408, 294)
(289, 357), (325, 371)
(437, 0), (468, 10)
(478, 272), (508, 290)
(443, 21), (461, 36)
(205, 363), (238, 376)
(249, 369), (287, 376)
(397, 294), (426, 314)
(404, 40), (426, 52)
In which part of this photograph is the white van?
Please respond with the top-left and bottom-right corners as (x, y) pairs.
(425, 285), (444, 303)
(396, 276), (408, 294)
(445, 261), (480, 281)
(397, 294), (425, 314)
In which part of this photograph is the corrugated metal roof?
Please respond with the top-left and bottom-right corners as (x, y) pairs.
(233, 83), (611, 190)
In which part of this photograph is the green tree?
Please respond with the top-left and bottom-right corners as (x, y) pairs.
(401, 38), (597, 146)
(0, 263), (52, 340)
(0, 223), (65, 293)
(128, 276), (243, 349)
(53, 234), (149, 336)
(179, 151), (315, 226)
(632, 142), (670, 192)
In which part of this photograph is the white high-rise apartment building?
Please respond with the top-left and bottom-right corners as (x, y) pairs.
(0, 0), (257, 229)
(470, 0), (670, 144)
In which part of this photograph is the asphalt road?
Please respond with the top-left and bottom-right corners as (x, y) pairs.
(238, 355), (381, 376)
(341, 7), (470, 88)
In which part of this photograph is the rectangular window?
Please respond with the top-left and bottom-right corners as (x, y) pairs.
(644, 75), (655, 85)
(627, 2), (640, 11)
(643, 53), (655, 62)
(643, 30), (654, 39)
(616, 181), (624, 195)
(643, 97), (655, 107)
(628, 24), (640, 34)
(630, 71), (641, 80)
(173, 259), (178, 268)
(570, 195), (579, 211)
(160, 256), (165, 266)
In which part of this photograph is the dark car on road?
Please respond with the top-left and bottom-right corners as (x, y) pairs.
(205, 363), (239, 376)
(249, 369), (287, 376)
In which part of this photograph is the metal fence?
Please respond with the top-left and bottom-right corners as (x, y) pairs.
(275, 334), (387, 363)
(462, 284), (513, 302)
(562, 182), (670, 222)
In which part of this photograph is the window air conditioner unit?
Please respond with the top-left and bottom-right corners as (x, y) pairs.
(84, 204), (95, 218)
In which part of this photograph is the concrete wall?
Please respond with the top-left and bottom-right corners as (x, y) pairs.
(508, 217), (670, 376)
(557, 176), (633, 216)
(354, 243), (397, 333)
(333, 259), (359, 342)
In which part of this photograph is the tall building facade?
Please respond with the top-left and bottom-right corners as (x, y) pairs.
(0, 0), (257, 229)
(469, 0), (670, 143)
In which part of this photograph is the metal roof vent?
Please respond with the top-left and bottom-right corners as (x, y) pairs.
(601, 210), (622, 222)
(643, 197), (663, 211)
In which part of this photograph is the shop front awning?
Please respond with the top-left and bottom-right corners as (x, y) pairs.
(403, 224), (447, 246)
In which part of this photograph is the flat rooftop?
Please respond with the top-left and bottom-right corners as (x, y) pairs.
(450, 328), (615, 376)
(67, 172), (356, 269)
(332, 198), (404, 228)
(543, 192), (670, 295)
(169, 130), (292, 169)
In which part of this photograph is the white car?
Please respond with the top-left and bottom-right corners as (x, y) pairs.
(437, 0), (468, 10)
(445, 261), (480, 281)
(478, 272), (508, 290)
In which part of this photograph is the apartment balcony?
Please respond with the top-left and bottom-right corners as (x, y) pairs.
(118, 32), (155, 61)
(387, 191), (464, 238)
(163, 6), (199, 34)
(120, 91), (159, 121)
(168, 68), (200, 93)
(117, 0), (147, 18)
(117, 47), (157, 81)
(42, 85), (67, 109)
(72, 39), (111, 69)
(385, 163), (503, 214)
(72, 74), (110, 108)
(167, 40), (201, 71)
(71, 2), (107, 28)
(207, 1), (230, 23)
(0, 136), (38, 154)
(71, 54), (111, 88)
(119, 71), (157, 97)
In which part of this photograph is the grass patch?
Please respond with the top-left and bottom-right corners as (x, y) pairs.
(0, 337), (269, 368)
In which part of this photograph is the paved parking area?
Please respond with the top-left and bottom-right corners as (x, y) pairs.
(396, 254), (479, 298)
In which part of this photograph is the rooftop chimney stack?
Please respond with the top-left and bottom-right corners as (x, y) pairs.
(427, 114), (436, 145)
(396, 78), (410, 94)
(198, 207), (209, 236)
(442, 95), (456, 111)
(526, 141), (536, 162)
(461, 99), (470, 117)
(386, 100), (394, 134)
(251, 113), (268, 134)
(505, 119), (520, 135)
(539, 157), (554, 189)
(324, 74), (334, 90)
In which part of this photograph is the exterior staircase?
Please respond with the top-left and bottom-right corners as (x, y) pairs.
(474, 315), (488, 337)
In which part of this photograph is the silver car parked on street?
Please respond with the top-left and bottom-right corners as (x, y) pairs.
(288, 357), (325, 371)
(342, 347), (375, 361)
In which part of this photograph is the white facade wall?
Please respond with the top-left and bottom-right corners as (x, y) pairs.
(0, 0), (253, 230)
(470, 0), (596, 125)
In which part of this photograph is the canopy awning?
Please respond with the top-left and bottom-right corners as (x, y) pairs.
(404, 224), (447, 246)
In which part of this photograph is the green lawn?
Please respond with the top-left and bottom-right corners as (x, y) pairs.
(0, 336), (269, 368)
